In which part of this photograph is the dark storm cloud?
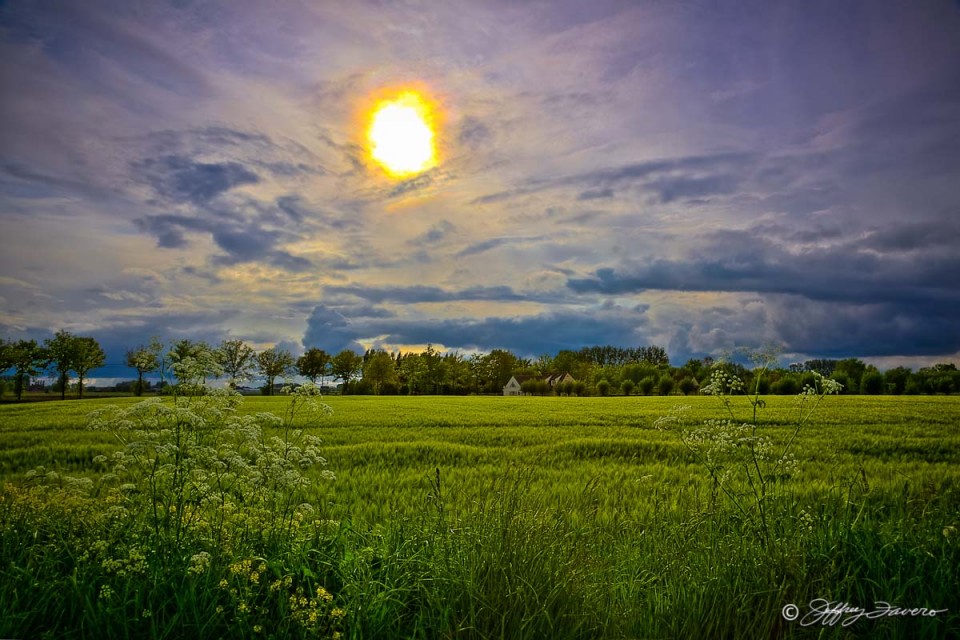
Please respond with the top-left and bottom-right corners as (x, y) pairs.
(567, 225), (960, 307)
(302, 306), (650, 358)
(302, 305), (365, 354)
(568, 221), (960, 358)
(136, 155), (260, 205)
(770, 297), (960, 359)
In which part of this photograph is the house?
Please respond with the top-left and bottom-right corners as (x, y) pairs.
(503, 374), (536, 396)
(503, 373), (577, 396)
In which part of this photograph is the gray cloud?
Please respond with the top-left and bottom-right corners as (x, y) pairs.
(136, 155), (260, 205)
(324, 284), (530, 305)
(302, 306), (650, 358)
(302, 305), (365, 354)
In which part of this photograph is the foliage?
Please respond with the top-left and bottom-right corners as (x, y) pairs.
(44, 329), (77, 400)
(329, 350), (362, 394)
(361, 350), (398, 395)
(216, 339), (257, 389)
(5, 339), (46, 401)
(297, 348), (331, 385)
(126, 338), (163, 397)
(257, 346), (296, 396)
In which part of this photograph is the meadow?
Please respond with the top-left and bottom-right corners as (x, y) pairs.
(1, 393), (958, 638)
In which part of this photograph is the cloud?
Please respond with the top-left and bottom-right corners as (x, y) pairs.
(136, 155), (260, 205)
(324, 284), (530, 304)
(301, 305), (650, 358)
(302, 305), (365, 354)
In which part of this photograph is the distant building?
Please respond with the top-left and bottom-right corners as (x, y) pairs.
(503, 372), (576, 396)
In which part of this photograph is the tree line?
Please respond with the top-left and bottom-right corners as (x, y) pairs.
(1, 333), (959, 401)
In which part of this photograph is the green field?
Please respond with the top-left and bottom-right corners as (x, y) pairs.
(2, 394), (959, 638)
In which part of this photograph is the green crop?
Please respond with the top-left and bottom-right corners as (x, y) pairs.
(1, 393), (959, 638)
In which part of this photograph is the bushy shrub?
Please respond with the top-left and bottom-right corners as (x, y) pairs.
(657, 377), (674, 396)
(638, 377), (656, 395)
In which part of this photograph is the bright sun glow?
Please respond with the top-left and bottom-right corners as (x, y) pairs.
(368, 91), (437, 178)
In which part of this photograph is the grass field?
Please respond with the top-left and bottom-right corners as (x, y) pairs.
(2, 394), (959, 638)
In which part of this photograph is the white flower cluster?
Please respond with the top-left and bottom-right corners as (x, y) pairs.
(82, 360), (336, 551)
(700, 368), (745, 397)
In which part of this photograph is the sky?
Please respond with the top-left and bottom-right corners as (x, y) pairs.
(2, 0), (959, 381)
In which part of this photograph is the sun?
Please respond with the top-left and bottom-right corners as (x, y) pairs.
(367, 91), (437, 178)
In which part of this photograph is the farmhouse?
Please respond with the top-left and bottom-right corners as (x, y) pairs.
(503, 372), (577, 396)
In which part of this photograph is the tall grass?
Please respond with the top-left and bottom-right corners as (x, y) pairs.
(1, 393), (958, 637)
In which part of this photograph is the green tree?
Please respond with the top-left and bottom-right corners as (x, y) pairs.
(657, 376), (675, 396)
(362, 350), (398, 395)
(217, 339), (257, 389)
(257, 347), (296, 396)
(621, 379), (635, 396)
(44, 330), (77, 400)
(126, 338), (163, 396)
(72, 337), (105, 399)
(860, 370), (884, 395)
(638, 376), (656, 396)
(399, 353), (427, 394)
(297, 347), (331, 385)
(7, 339), (46, 401)
(0, 339), (9, 399)
(678, 377), (698, 396)
(596, 379), (610, 396)
(330, 350), (363, 394)
(834, 358), (867, 391)
(167, 340), (221, 387)
(883, 366), (912, 395)
(483, 349), (520, 392)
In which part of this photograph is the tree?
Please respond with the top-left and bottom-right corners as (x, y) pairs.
(399, 353), (427, 394)
(834, 358), (867, 391)
(7, 339), (46, 401)
(45, 330), (77, 400)
(297, 348), (331, 385)
(257, 346), (296, 396)
(596, 379), (610, 396)
(657, 376), (675, 396)
(167, 340), (221, 387)
(678, 377), (698, 396)
(639, 376), (656, 396)
(0, 339), (9, 399)
(883, 366), (912, 395)
(217, 339), (257, 389)
(72, 337), (105, 399)
(860, 371), (884, 395)
(362, 350), (398, 395)
(126, 338), (163, 396)
(483, 349), (520, 392)
(330, 350), (363, 394)
(621, 379), (635, 396)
